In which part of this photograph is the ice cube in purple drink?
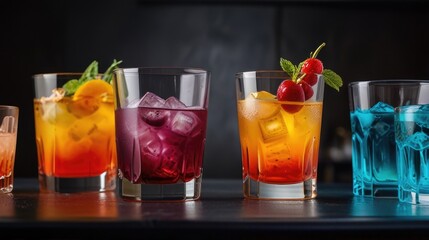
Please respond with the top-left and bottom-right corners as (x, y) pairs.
(171, 111), (201, 137)
(139, 92), (166, 108)
(154, 144), (183, 181)
(165, 96), (187, 109)
(139, 108), (169, 126)
(157, 129), (186, 147)
(138, 128), (162, 176)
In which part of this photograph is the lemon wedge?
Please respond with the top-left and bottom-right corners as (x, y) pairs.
(250, 91), (276, 100)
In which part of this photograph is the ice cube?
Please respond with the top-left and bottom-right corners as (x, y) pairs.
(354, 109), (375, 132)
(419, 104), (429, 112)
(372, 120), (391, 137)
(153, 144), (183, 180)
(139, 92), (166, 108)
(165, 96), (187, 109)
(41, 101), (75, 127)
(395, 120), (415, 144)
(259, 139), (291, 162)
(258, 111), (288, 142)
(414, 105), (429, 129)
(370, 102), (394, 113)
(40, 88), (65, 102)
(157, 129), (186, 146)
(68, 118), (97, 141)
(138, 128), (162, 175)
(126, 99), (142, 108)
(405, 132), (429, 151)
(0, 133), (15, 163)
(292, 104), (322, 135)
(171, 111), (201, 137)
(239, 92), (279, 120)
(0, 116), (15, 133)
(139, 108), (169, 127)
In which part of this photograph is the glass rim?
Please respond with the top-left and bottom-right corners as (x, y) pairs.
(0, 105), (19, 111)
(349, 79), (429, 87)
(113, 67), (210, 76)
(235, 70), (323, 79)
(236, 70), (285, 78)
(32, 72), (100, 78)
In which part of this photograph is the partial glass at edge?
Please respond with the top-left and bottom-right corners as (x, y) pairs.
(236, 71), (324, 200)
(396, 104), (429, 204)
(113, 67), (210, 201)
(0, 106), (18, 194)
(349, 80), (429, 198)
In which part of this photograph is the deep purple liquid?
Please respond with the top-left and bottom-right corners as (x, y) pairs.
(115, 107), (207, 184)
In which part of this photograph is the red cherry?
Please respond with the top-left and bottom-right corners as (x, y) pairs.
(301, 58), (323, 74)
(276, 80), (305, 113)
(301, 58), (323, 86)
(300, 81), (314, 100)
(301, 73), (318, 86)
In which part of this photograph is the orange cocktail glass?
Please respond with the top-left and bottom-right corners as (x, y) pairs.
(34, 73), (117, 193)
(236, 71), (324, 200)
(237, 100), (322, 184)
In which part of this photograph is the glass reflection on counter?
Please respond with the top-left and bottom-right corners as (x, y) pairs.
(36, 192), (118, 220)
(0, 193), (14, 217)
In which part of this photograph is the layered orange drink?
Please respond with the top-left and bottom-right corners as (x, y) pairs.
(34, 60), (120, 192)
(237, 91), (322, 184)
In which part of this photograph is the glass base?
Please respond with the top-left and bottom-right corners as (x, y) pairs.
(38, 171), (116, 193)
(353, 179), (397, 197)
(399, 186), (429, 204)
(243, 177), (317, 200)
(119, 177), (201, 202)
(0, 174), (13, 193)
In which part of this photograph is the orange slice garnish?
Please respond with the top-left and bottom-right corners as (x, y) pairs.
(69, 79), (113, 118)
(73, 79), (113, 100)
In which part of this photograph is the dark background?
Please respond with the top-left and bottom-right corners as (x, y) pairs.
(2, 0), (429, 183)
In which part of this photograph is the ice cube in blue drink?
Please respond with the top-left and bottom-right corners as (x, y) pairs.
(373, 120), (391, 137)
(404, 132), (429, 151)
(397, 104), (429, 133)
(414, 105), (429, 129)
(370, 101), (394, 113)
(353, 109), (374, 132)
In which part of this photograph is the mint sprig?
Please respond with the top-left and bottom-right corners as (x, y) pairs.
(102, 59), (122, 84)
(280, 58), (296, 78)
(280, 58), (302, 83)
(63, 59), (122, 96)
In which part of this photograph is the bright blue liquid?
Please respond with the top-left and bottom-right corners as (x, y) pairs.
(350, 110), (397, 197)
(396, 108), (429, 204)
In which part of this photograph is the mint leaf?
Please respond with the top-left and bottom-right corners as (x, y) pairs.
(79, 60), (98, 83)
(280, 58), (296, 78)
(102, 59), (123, 84)
(63, 79), (80, 96)
(293, 61), (305, 81)
(322, 69), (343, 91)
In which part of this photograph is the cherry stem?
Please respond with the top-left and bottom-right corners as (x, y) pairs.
(311, 42), (326, 58)
(296, 73), (306, 84)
